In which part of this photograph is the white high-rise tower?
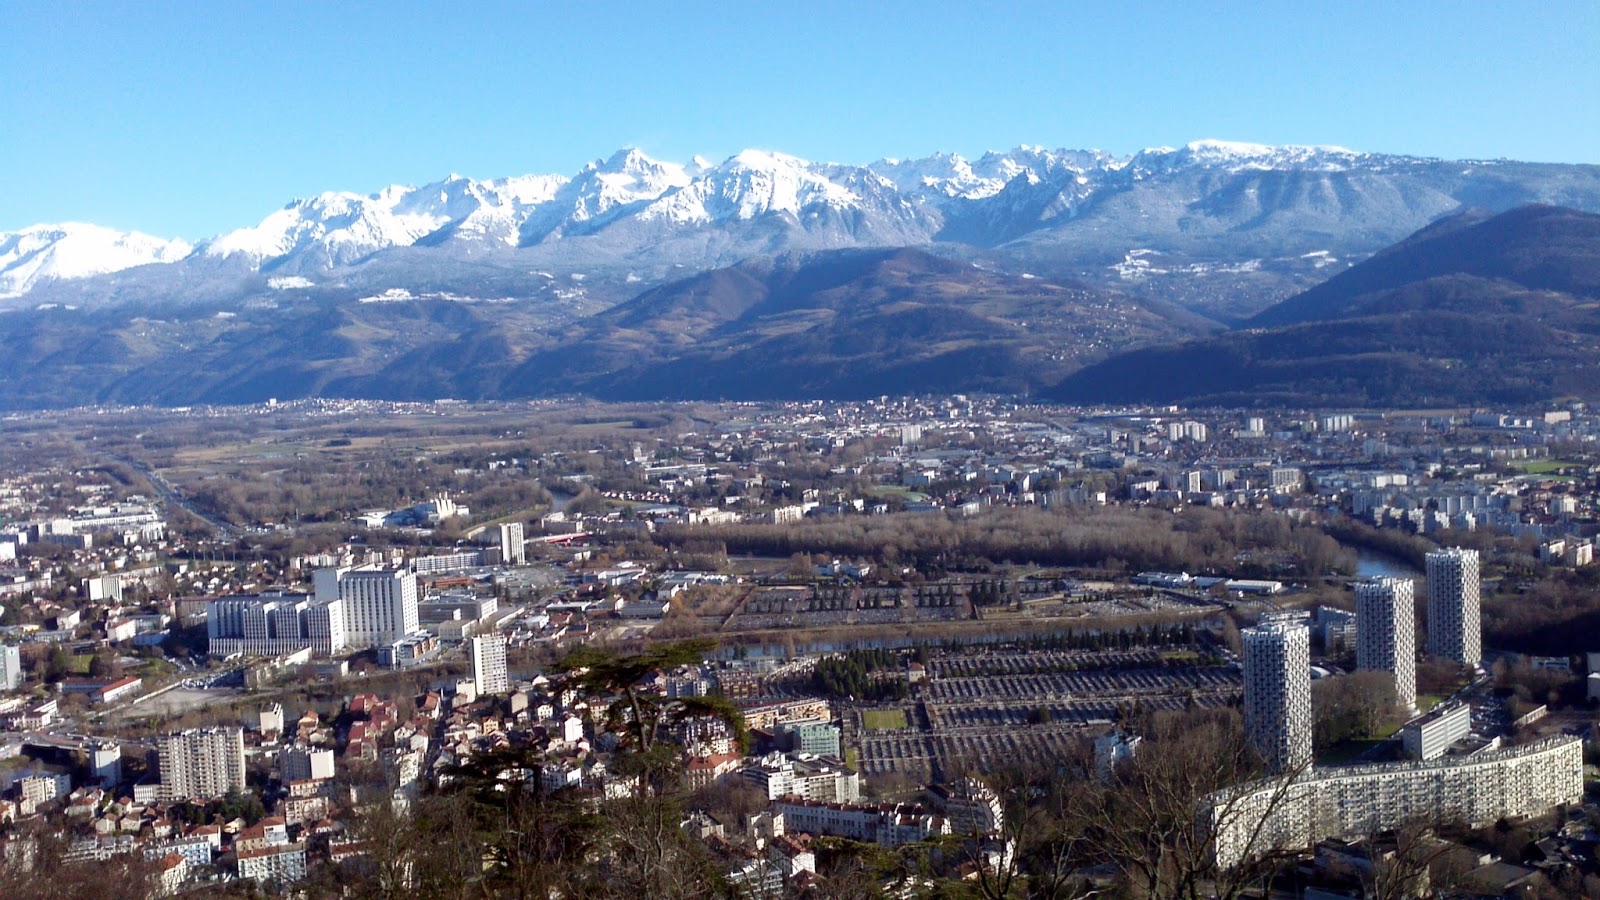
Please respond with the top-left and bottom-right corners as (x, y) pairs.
(470, 632), (509, 696)
(498, 522), (526, 566)
(1426, 547), (1481, 667)
(157, 726), (246, 801)
(1242, 620), (1312, 774)
(1, 643), (21, 691)
(1355, 577), (1417, 712)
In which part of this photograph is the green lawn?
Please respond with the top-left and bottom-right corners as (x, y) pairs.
(1515, 459), (1585, 476)
(862, 709), (909, 731)
(1373, 719), (1404, 740)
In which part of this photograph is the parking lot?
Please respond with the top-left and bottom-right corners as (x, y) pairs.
(849, 647), (1241, 782)
(928, 666), (1236, 703)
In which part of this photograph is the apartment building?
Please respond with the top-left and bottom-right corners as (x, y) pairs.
(1204, 736), (1583, 869)
(157, 727), (246, 802)
(1426, 547), (1481, 667)
(1354, 577), (1417, 711)
(743, 753), (861, 803)
(207, 594), (345, 658)
(470, 632), (509, 696)
(1242, 621), (1312, 774)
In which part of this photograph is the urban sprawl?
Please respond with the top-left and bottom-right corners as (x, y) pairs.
(0, 397), (1598, 897)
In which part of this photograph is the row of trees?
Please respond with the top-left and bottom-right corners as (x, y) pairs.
(660, 505), (1354, 578)
(812, 648), (916, 702)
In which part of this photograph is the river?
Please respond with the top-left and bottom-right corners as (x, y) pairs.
(1354, 549), (1422, 580)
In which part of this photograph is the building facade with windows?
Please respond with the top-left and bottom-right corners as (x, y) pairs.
(1426, 547), (1481, 666)
(1354, 577), (1417, 711)
(1203, 736), (1584, 869)
(498, 522), (525, 565)
(1242, 621), (1312, 774)
(470, 633), (509, 696)
(157, 727), (246, 802)
(0, 644), (21, 691)
(323, 567), (419, 649)
(207, 594), (346, 658)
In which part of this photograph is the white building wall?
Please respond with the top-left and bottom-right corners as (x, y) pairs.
(0, 644), (21, 691)
(336, 568), (419, 649)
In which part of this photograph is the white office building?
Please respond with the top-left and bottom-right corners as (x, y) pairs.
(742, 753), (861, 803)
(1242, 621), (1312, 774)
(1401, 703), (1472, 760)
(322, 566), (419, 650)
(208, 594), (345, 658)
(1354, 577), (1417, 711)
(470, 633), (509, 696)
(157, 727), (246, 802)
(498, 522), (526, 566)
(1426, 547), (1481, 667)
(90, 741), (122, 786)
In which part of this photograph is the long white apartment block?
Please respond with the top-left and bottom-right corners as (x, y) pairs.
(210, 565), (419, 658)
(1204, 736), (1584, 870)
(208, 594), (345, 657)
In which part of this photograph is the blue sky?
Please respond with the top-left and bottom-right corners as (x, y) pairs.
(2, 1), (1596, 237)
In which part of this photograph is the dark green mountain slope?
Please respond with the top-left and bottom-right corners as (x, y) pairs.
(0, 247), (1215, 409)
(1052, 205), (1600, 408)
(1249, 205), (1600, 327)
(498, 247), (1218, 400)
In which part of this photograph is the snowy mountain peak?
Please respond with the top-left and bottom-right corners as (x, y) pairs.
(202, 183), (449, 267)
(632, 149), (876, 226)
(588, 147), (675, 177)
(870, 146), (1116, 202)
(0, 223), (192, 298)
(1186, 138), (1358, 157)
(1133, 139), (1369, 173)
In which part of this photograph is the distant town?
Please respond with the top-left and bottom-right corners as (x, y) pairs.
(0, 397), (1597, 897)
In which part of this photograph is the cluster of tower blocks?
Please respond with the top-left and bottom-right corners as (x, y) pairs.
(1243, 547), (1480, 773)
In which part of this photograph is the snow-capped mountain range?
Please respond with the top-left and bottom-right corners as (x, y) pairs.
(5, 139), (1599, 304)
(0, 223), (193, 297)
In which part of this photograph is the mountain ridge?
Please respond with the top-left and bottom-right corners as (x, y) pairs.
(8, 140), (1600, 320)
(1051, 205), (1600, 407)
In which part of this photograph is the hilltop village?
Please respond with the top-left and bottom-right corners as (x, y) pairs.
(0, 398), (1598, 897)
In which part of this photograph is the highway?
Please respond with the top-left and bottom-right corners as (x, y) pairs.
(118, 456), (240, 539)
